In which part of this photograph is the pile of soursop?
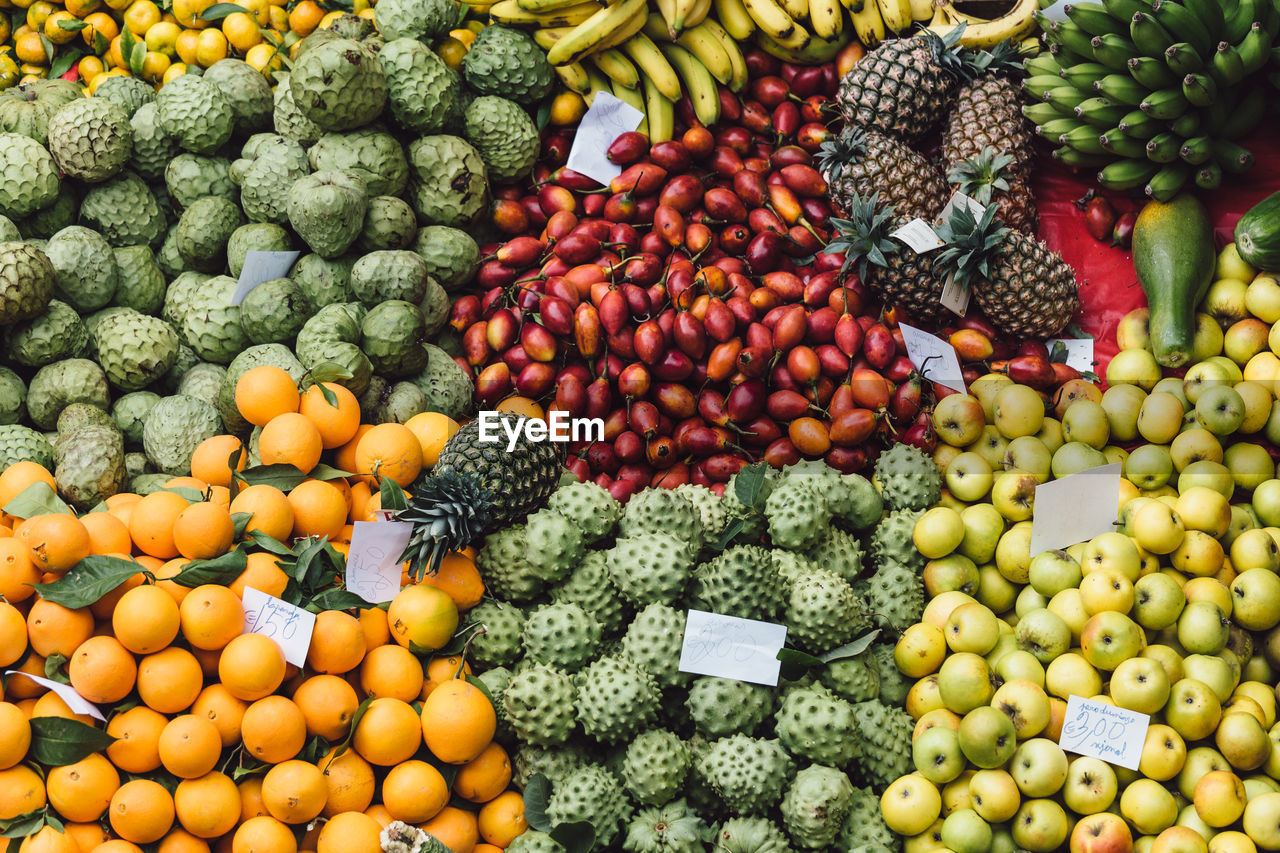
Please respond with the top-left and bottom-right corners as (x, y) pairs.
(467, 444), (943, 853)
(0, 12), (556, 508)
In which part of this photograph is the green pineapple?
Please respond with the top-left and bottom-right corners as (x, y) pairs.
(947, 147), (1038, 235)
(817, 127), (948, 223)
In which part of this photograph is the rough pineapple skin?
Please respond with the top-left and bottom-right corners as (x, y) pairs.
(864, 220), (950, 326)
(824, 128), (947, 222)
(973, 232), (1081, 338)
(46, 97), (133, 183)
(433, 414), (564, 525)
(836, 33), (960, 143)
(0, 241), (57, 325)
(0, 134), (59, 219)
(155, 73), (236, 155)
(942, 76), (1034, 173)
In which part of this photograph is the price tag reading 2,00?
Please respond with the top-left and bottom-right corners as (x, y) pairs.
(1059, 695), (1149, 770)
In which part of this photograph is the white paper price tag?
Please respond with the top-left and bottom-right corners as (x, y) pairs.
(678, 610), (788, 686)
(566, 92), (645, 186)
(899, 323), (966, 392)
(1038, 0), (1072, 21)
(890, 218), (945, 253)
(940, 191), (986, 222)
(242, 587), (316, 667)
(345, 520), (412, 604)
(232, 251), (300, 305)
(1059, 695), (1149, 770)
(1047, 338), (1096, 372)
(1030, 463), (1122, 556)
(4, 671), (105, 721)
(939, 274), (970, 317)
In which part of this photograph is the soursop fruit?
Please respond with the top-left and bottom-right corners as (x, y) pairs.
(781, 764), (855, 849)
(360, 299), (426, 377)
(0, 134), (59, 219)
(289, 170), (368, 258)
(156, 73), (235, 155)
(506, 832), (565, 853)
(786, 569), (869, 655)
(94, 76), (154, 118)
(165, 154), (236, 211)
(26, 359), (110, 431)
(870, 509), (926, 573)
(202, 58), (273, 134)
(765, 478), (831, 551)
(175, 196), (243, 273)
(820, 655), (880, 703)
(608, 534), (694, 606)
(575, 655), (660, 744)
(623, 730), (691, 806)
(54, 422), (125, 511)
(226, 223), (294, 279)
(463, 96), (539, 183)
(350, 250), (428, 305)
(0, 241), (56, 324)
(874, 442), (942, 511)
(620, 488), (704, 551)
(513, 744), (590, 788)
(239, 278), (310, 345)
(691, 544), (782, 622)
(872, 644), (908, 706)
(546, 480), (621, 544)
(127, 103), (178, 184)
(715, 818), (794, 853)
(291, 254), (354, 308)
(862, 560), (923, 630)
(851, 701), (913, 789)
(502, 663), (576, 746)
(309, 130), (407, 197)
(379, 39), (462, 135)
(773, 550), (816, 584)
(0, 425), (54, 469)
(44, 226), (117, 313)
(473, 665), (512, 741)
(290, 39), (387, 131)
(619, 603), (688, 689)
(412, 226), (479, 291)
(839, 787), (896, 851)
(47, 98), (132, 182)
(834, 473), (884, 531)
(142, 394), (222, 476)
(79, 172), (166, 249)
(673, 484), (730, 549)
(804, 528), (864, 584)
(112, 392), (160, 446)
(477, 523), (545, 602)
(623, 799), (707, 853)
(774, 683), (859, 766)
(111, 246), (165, 315)
(686, 677), (774, 738)
(0, 368), (25, 425)
(182, 276), (248, 364)
(233, 138), (311, 225)
(374, 0), (455, 41)
(548, 550), (630, 637)
(4, 300), (87, 367)
(523, 603), (600, 672)
(525, 509), (584, 584)
(466, 600), (525, 669)
(357, 196), (417, 252)
(405, 135), (487, 227)
(697, 736), (794, 816)
(547, 764), (633, 847)
(461, 26), (554, 103)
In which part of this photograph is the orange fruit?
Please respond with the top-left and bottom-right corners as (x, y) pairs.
(0, 537), (40, 603)
(6, 653), (50, 701)
(260, 760), (326, 824)
(238, 776), (268, 822)
(305, 610), (365, 674)
(421, 655), (470, 700)
(68, 635), (137, 704)
(113, 584), (181, 654)
(333, 424), (374, 478)
(228, 486), (293, 543)
(475, 846), (505, 853)
(228, 552), (289, 599)
(15, 826), (77, 853)
(157, 828), (211, 853)
(358, 644), (424, 702)
(232, 815), (297, 853)
(286, 0), (323, 34)
(240, 695), (305, 764)
(316, 810), (381, 853)
(387, 584), (458, 652)
(418, 553), (485, 612)
(46, 752), (119, 822)
(190, 436), (247, 489)
(29, 691), (95, 727)
(364, 804), (394, 828)
(80, 512), (132, 556)
(381, 759), (448, 824)
(0, 462), (55, 510)
(172, 502), (235, 560)
(27, 599), (94, 658)
(495, 395), (544, 420)
(299, 383), (360, 449)
(152, 559), (192, 605)
(292, 675), (358, 741)
(351, 698), (421, 766)
(420, 678), (495, 765)
(353, 424), (423, 488)
(259, 414), (323, 475)
(217, 632), (285, 701)
(0, 764), (46, 820)
(179, 584), (244, 650)
(417, 806), (479, 853)
(88, 568), (144, 621)
(63, 821), (110, 851)
(286, 480), (346, 540)
(316, 746), (375, 816)
(106, 706), (167, 774)
(173, 771), (240, 838)
(404, 413), (459, 468)
(236, 367), (301, 428)
(0, 602), (27, 667)
(25, 513), (90, 574)
(358, 607), (390, 651)
(191, 683), (248, 748)
(477, 790), (527, 847)
(0, 703), (31, 770)
(453, 742), (511, 804)
(136, 646), (203, 714)
(157, 715), (222, 779)
(129, 491), (191, 559)
(108, 779), (175, 844)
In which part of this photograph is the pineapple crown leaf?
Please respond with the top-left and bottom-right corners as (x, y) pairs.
(934, 203), (1010, 287)
(826, 192), (900, 281)
(397, 470), (493, 579)
(816, 127), (868, 179)
(947, 146), (1017, 204)
(971, 39), (1028, 78)
(919, 21), (984, 81)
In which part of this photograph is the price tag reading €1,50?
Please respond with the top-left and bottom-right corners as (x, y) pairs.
(242, 587), (316, 667)
(678, 610), (788, 686)
(345, 520), (413, 604)
(1059, 694), (1150, 770)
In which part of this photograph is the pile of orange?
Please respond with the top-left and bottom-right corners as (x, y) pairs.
(0, 368), (530, 853)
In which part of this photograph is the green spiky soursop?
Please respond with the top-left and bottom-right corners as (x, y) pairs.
(142, 394), (223, 476)
(379, 39), (462, 135)
(289, 39), (387, 132)
(863, 560), (923, 631)
(463, 96), (538, 184)
(624, 798), (707, 853)
(514, 744), (590, 788)
(549, 549), (630, 637)
(226, 223), (294, 279)
(691, 544), (782, 622)
(765, 478), (831, 551)
(79, 171), (166, 249)
(165, 154), (236, 212)
(466, 600), (525, 669)
(673, 483), (729, 549)
(507, 832), (565, 853)
(0, 425), (54, 469)
(476, 523), (545, 602)
(156, 73), (235, 155)
(870, 508), (926, 573)
(0, 241), (56, 326)
(182, 276), (248, 364)
(349, 250), (428, 305)
(839, 787), (896, 851)
(715, 818), (794, 853)
(805, 527), (864, 584)
(175, 196), (244, 273)
(834, 473), (884, 531)
(358, 196), (417, 252)
(0, 368), (25, 425)
(607, 534), (694, 606)
(412, 225), (478, 292)
(874, 442), (942, 511)
(94, 311), (180, 391)
(547, 480), (621, 545)
(239, 278), (310, 345)
(697, 736), (794, 816)
(290, 253), (353, 308)
(786, 569), (869, 655)
(525, 508), (584, 584)
(523, 602), (600, 672)
(111, 246), (165, 315)
(308, 130), (408, 197)
(619, 488), (704, 551)
(201, 59), (273, 134)
(774, 684), (859, 767)
(623, 730), (690, 807)
(406, 135), (487, 227)
(781, 765), (855, 850)
(547, 764), (633, 847)
(820, 655), (880, 704)
(619, 603), (687, 689)
(54, 422), (125, 511)
(575, 655), (659, 744)
(374, 0), (455, 42)
(461, 26), (554, 103)
(4, 299), (87, 367)
(46, 97), (132, 182)
(43, 225), (118, 313)
(0, 134), (59, 220)
(26, 359), (110, 431)
(502, 662), (576, 746)
(176, 363), (225, 409)
(112, 391), (160, 446)
(360, 299), (426, 378)
(852, 701), (913, 789)
(686, 677), (775, 738)
(289, 170), (368, 258)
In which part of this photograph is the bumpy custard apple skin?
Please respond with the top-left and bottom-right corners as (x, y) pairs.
(623, 729), (691, 806)
(0, 241), (56, 325)
(406, 344), (473, 420)
(233, 136), (312, 225)
(175, 196), (244, 273)
(349, 250), (428, 305)
(523, 602), (600, 672)
(513, 743), (590, 788)
(0, 367), (26, 425)
(46, 97), (133, 183)
(715, 817), (795, 853)
(461, 26), (554, 103)
(575, 655), (660, 744)
(56, 402), (116, 436)
(357, 197), (417, 252)
(546, 764), (633, 847)
(785, 569), (870, 655)
(272, 73), (323, 147)
(546, 480), (621, 544)
(142, 394), (223, 476)
(290, 254), (354, 308)
(851, 700), (914, 789)
(201, 59), (273, 135)
(607, 533), (694, 606)
(309, 130), (407, 197)
(686, 677), (775, 738)
(0, 134), (59, 219)
(780, 764), (856, 850)
(774, 683), (860, 767)
(360, 299), (426, 378)
(54, 422), (125, 510)
(155, 73), (235, 155)
(4, 300), (87, 368)
(0, 425), (55, 469)
(226, 223), (294, 279)
(374, 0), (455, 41)
(379, 39), (462, 135)
(405, 135), (488, 227)
(619, 603), (688, 689)
(502, 662), (576, 746)
(111, 246), (166, 316)
(465, 600), (525, 669)
(0, 218), (17, 243)
(548, 550), (630, 637)
(697, 735), (795, 816)
(691, 544), (782, 622)
(463, 96), (539, 184)
(17, 180), (79, 240)
(79, 172), (166, 249)
(870, 509), (926, 573)
(238, 277), (310, 345)
(862, 560), (924, 631)
(94, 75), (154, 118)
(765, 478), (831, 551)
(839, 786), (897, 851)
(165, 154), (237, 212)
(412, 225), (478, 292)
(289, 39), (387, 132)
(112, 392), (161, 446)
(874, 442), (942, 511)
(176, 363), (226, 409)
(43, 225), (118, 313)
(182, 276), (249, 365)
(26, 359), (110, 431)
(288, 170), (369, 258)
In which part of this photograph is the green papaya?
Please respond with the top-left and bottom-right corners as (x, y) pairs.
(1132, 193), (1216, 368)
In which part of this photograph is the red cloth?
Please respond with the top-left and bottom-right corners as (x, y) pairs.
(1030, 125), (1280, 376)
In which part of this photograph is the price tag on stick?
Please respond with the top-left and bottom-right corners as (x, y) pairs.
(345, 520), (412, 604)
(1059, 694), (1149, 770)
(565, 92), (645, 186)
(890, 219), (945, 253)
(242, 587), (316, 667)
(1029, 463), (1122, 556)
(4, 671), (105, 721)
(899, 323), (966, 392)
(678, 609), (788, 686)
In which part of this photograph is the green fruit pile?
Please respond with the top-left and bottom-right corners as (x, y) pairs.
(1023, 0), (1278, 199)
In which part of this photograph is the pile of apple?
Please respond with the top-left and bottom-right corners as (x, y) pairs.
(882, 364), (1280, 852)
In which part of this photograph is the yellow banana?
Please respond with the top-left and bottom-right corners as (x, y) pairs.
(848, 0), (885, 45)
(582, 64), (614, 107)
(779, 0), (807, 21)
(697, 17), (748, 91)
(807, 0), (843, 39)
(644, 14), (735, 85)
(641, 74), (675, 142)
(655, 0), (680, 38)
(554, 61), (592, 94)
(753, 27), (852, 61)
(589, 47), (641, 88)
(680, 0), (713, 30)
(619, 33), (683, 101)
(908, 0), (932, 19)
(931, 0), (1038, 48)
(534, 26), (573, 49)
(609, 76), (648, 135)
(713, 0), (757, 39)
(545, 0), (648, 66)
(514, 0), (594, 13)
(660, 42), (721, 127)
(742, 0), (809, 47)
(490, 0), (604, 26)
(875, 0), (911, 31)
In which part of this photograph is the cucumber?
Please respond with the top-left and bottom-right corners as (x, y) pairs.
(1133, 194), (1215, 368)
(1235, 190), (1280, 270)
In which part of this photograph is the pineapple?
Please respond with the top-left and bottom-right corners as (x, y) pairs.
(935, 204), (1079, 338)
(818, 127), (948, 222)
(835, 26), (976, 144)
(828, 194), (951, 326)
(947, 147), (1038, 235)
(397, 413), (565, 576)
(940, 41), (1035, 174)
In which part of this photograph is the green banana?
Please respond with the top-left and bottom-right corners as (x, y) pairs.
(1145, 163), (1190, 201)
(1181, 73), (1216, 107)
(1060, 62), (1111, 89)
(1099, 127), (1148, 157)
(1224, 0), (1259, 42)
(1211, 139), (1256, 173)
(1168, 111), (1200, 137)
(1194, 161), (1223, 190)
(1075, 96), (1130, 126)
(1178, 135), (1213, 164)
(1163, 43), (1203, 75)
(1097, 158), (1159, 189)
(1095, 73), (1150, 105)
(1127, 56), (1177, 88)
(1140, 87), (1188, 119)
(1066, 2), (1126, 35)
(1150, 0), (1212, 55)
(1090, 34), (1141, 69)
(1210, 42), (1245, 85)
(1026, 75), (1071, 98)
(1145, 132), (1183, 163)
(1221, 86), (1266, 138)
(1024, 102), (1070, 123)
(1181, 0), (1224, 41)
(1038, 117), (1086, 139)
(1025, 52), (1064, 76)
(1119, 108), (1162, 138)
(1049, 19), (1100, 56)
(1101, 0), (1146, 22)
(1053, 147), (1113, 167)
(1046, 85), (1092, 111)
(1238, 23), (1274, 75)
(1049, 43), (1091, 67)
(1060, 124), (1109, 154)
(1130, 11), (1176, 56)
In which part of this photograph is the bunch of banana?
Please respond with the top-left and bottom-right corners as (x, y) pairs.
(1023, 0), (1279, 200)
(926, 0), (1041, 48)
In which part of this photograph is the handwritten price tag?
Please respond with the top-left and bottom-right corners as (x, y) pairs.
(345, 520), (412, 604)
(899, 322), (966, 393)
(890, 218), (945, 253)
(242, 587), (316, 667)
(677, 609), (787, 686)
(231, 251), (300, 305)
(4, 671), (104, 721)
(939, 274), (970, 317)
(1059, 695), (1149, 770)
(566, 92), (645, 185)
(1047, 338), (1096, 372)
(940, 190), (986, 222)
(1030, 463), (1122, 556)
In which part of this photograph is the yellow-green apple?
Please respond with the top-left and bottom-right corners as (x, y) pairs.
(946, 451), (994, 502)
(1241, 791), (1280, 850)
(914, 506), (966, 560)
(991, 469), (1039, 522)
(984, 624), (1018, 665)
(1015, 585), (1049, 619)
(1133, 501), (1186, 554)
(1170, 530), (1226, 578)
(977, 565), (1018, 614)
(1184, 359), (1236, 405)
(1266, 400), (1280, 448)
(958, 705), (1018, 769)
(1251, 480), (1280, 528)
(913, 724), (965, 785)
(996, 521), (1034, 585)
(1231, 528), (1280, 572)
(1204, 278), (1249, 327)
(1245, 273), (1280, 321)
(1194, 770), (1248, 827)
(1225, 441), (1274, 492)
(1184, 577), (1234, 613)
(924, 554), (979, 598)
(996, 649), (1045, 687)
(1126, 444), (1175, 490)
(1140, 724), (1188, 781)
(968, 425), (1011, 470)
(1104, 445), (1130, 467)
(994, 384), (1046, 439)
(1009, 738), (1068, 798)
(1107, 348), (1162, 391)
(1234, 682), (1277, 726)
(1029, 549), (1084, 597)
(937, 652), (996, 714)
(1071, 812), (1134, 853)
(1121, 778), (1179, 836)
(1036, 417), (1065, 454)
(1171, 428), (1224, 471)
(1083, 532), (1142, 580)
(1049, 588), (1089, 641)
(1102, 383), (1147, 443)
(1166, 680), (1224, 742)
(933, 393), (988, 447)
(969, 768), (1021, 823)
(1193, 313), (1227, 362)
(1207, 830), (1257, 853)
(1081, 567), (1136, 615)
(922, 590), (978, 629)
(1244, 776), (1279, 800)
(1233, 380), (1272, 433)
(895, 622), (946, 679)
(1064, 755), (1119, 814)
(905, 818), (945, 852)
(1110, 656), (1172, 715)
(1003, 435), (1053, 484)
(945, 602), (1000, 655)
(881, 774), (942, 836)
(1011, 799), (1070, 853)
(1176, 486), (1232, 537)
(1116, 308), (1152, 351)
(1015, 608), (1071, 664)
(1178, 601), (1230, 655)
(913, 708), (961, 740)
(1134, 573), (1187, 630)
(991, 679), (1051, 740)
(941, 808), (992, 853)
(971, 374), (1014, 422)
(1150, 825), (1210, 853)
(959, 504), (1005, 566)
(1045, 652), (1103, 701)
(906, 674), (944, 720)
(1051, 441), (1109, 478)
(1154, 375), (1192, 404)
(1178, 459), (1235, 499)
(1138, 392), (1187, 444)
(942, 771), (975, 815)
(1225, 319), (1271, 366)
(1063, 399), (1111, 450)
(1080, 611), (1145, 670)
(1216, 712), (1270, 772)
(1230, 569), (1280, 632)
(1143, 644), (1186, 684)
